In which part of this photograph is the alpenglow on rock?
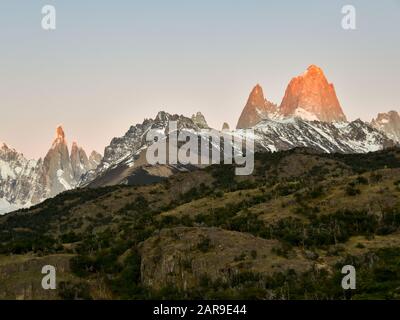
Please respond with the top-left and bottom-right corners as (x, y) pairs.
(279, 65), (347, 122)
(236, 84), (278, 129)
(371, 110), (400, 142)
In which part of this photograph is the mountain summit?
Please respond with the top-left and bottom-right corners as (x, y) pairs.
(236, 65), (346, 128)
(236, 84), (277, 129)
(52, 125), (67, 147)
(279, 65), (347, 122)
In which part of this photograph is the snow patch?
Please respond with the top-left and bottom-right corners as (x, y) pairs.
(0, 160), (16, 179)
(294, 108), (319, 121)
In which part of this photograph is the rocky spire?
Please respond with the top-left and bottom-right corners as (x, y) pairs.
(191, 112), (210, 129)
(371, 110), (400, 142)
(52, 125), (66, 146)
(89, 150), (102, 169)
(279, 65), (347, 122)
(42, 126), (75, 196)
(70, 142), (91, 181)
(236, 84), (277, 129)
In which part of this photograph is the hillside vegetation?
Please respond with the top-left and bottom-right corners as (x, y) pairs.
(1, 148), (400, 299)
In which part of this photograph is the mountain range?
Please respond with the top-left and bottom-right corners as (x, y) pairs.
(0, 64), (399, 214)
(0, 127), (101, 214)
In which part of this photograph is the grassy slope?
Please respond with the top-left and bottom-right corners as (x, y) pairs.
(0, 148), (400, 299)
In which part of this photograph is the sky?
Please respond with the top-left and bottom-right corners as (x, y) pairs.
(0, 0), (399, 159)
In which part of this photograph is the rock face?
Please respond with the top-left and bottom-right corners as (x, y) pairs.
(140, 227), (310, 292)
(70, 142), (92, 182)
(0, 144), (39, 213)
(41, 126), (75, 197)
(371, 111), (400, 142)
(279, 65), (347, 122)
(236, 84), (278, 129)
(0, 127), (101, 214)
(191, 112), (210, 129)
(89, 151), (102, 169)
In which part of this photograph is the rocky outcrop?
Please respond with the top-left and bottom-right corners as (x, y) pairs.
(70, 142), (91, 182)
(41, 126), (75, 197)
(371, 110), (400, 142)
(140, 227), (310, 291)
(191, 112), (210, 129)
(89, 151), (102, 169)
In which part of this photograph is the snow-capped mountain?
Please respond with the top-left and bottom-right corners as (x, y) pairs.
(79, 111), (211, 188)
(0, 144), (38, 214)
(235, 118), (394, 153)
(371, 111), (400, 143)
(237, 65), (347, 129)
(79, 109), (395, 189)
(1, 64), (398, 212)
(0, 126), (101, 214)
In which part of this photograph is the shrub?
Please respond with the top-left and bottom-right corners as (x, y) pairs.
(346, 184), (361, 196)
(58, 281), (92, 300)
(356, 176), (369, 185)
(197, 236), (213, 253)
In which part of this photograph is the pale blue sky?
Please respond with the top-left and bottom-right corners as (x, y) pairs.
(0, 0), (399, 158)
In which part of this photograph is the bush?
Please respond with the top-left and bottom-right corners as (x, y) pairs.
(58, 281), (92, 300)
(70, 255), (94, 277)
(61, 232), (81, 243)
(197, 236), (213, 253)
(356, 176), (369, 185)
(110, 250), (144, 299)
(346, 184), (361, 196)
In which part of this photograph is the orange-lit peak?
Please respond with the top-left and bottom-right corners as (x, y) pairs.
(304, 64), (324, 76)
(55, 125), (65, 140)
